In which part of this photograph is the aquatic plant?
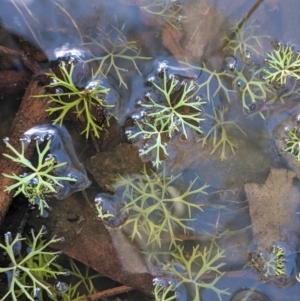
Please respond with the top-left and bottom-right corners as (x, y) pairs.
(0, 227), (65, 301)
(163, 243), (229, 301)
(127, 117), (170, 168)
(83, 25), (151, 88)
(68, 258), (102, 295)
(264, 43), (300, 85)
(153, 274), (190, 301)
(252, 246), (286, 280)
(95, 202), (114, 220)
(223, 20), (269, 60)
(284, 127), (300, 161)
(94, 193), (128, 228)
(49, 258), (103, 301)
(37, 61), (112, 139)
(153, 280), (177, 301)
(200, 106), (246, 161)
(113, 166), (208, 248)
(2, 138), (76, 216)
(263, 247), (285, 277)
(144, 71), (205, 138)
(181, 61), (235, 104)
(267, 82), (300, 104)
(140, 0), (185, 30)
(233, 66), (272, 113)
(127, 70), (205, 167)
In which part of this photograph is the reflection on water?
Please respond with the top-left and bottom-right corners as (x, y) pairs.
(1, 0), (300, 300)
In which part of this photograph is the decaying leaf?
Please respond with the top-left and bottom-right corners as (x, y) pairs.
(245, 168), (300, 251)
(161, 0), (229, 63)
(182, 0), (228, 61)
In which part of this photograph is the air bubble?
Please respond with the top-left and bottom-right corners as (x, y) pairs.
(168, 277), (177, 289)
(41, 225), (48, 235)
(63, 269), (70, 276)
(138, 147), (146, 155)
(223, 55), (237, 72)
(144, 92), (151, 101)
(60, 236), (65, 242)
(248, 103), (256, 111)
(157, 60), (168, 73)
(146, 77), (155, 87)
(233, 80), (242, 91)
(260, 71), (267, 81)
(67, 173), (78, 183)
(56, 281), (68, 293)
(125, 128), (135, 138)
(130, 110), (146, 122)
(4, 232), (12, 244)
(19, 172), (28, 178)
(284, 126), (290, 133)
(39, 210), (49, 218)
(46, 133), (53, 140)
(19, 135), (31, 145)
(55, 88), (63, 94)
(48, 292), (56, 298)
(135, 99), (143, 108)
(94, 193), (128, 227)
(45, 153), (56, 163)
(142, 133), (149, 140)
(169, 74), (179, 85)
(85, 80), (101, 91)
(35, 134), (46, 143)
(12, 236), (22, 256)
(5, 271), (13, 287)
(3, 137), (9, 143)
(243, 51), (253, 64)
(283, 138), (289, 145)
(33, 288), (41, 300)
(175, 117), (182, 125)
(28, 177), (39, 187)
(153, 277), (167, 287)
(177, 15), (183, 22)
(153, 275), (189, 301)
(196, 95), (203, 102)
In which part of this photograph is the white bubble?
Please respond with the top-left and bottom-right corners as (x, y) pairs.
(56, 281), (68, 293)
(33, 288), (41, 300)
(55, 88), (63, 94)
(63, 269), (70, 276)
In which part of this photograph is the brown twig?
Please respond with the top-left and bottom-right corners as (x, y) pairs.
(80, 285), (134, 301)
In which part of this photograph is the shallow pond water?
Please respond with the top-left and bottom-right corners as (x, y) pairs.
(1, 0), (300, 300)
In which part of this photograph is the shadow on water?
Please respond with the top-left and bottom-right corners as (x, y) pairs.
(1, 0), (300, 300)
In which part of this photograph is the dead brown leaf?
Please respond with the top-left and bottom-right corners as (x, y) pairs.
(245, 168), (300, 250)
